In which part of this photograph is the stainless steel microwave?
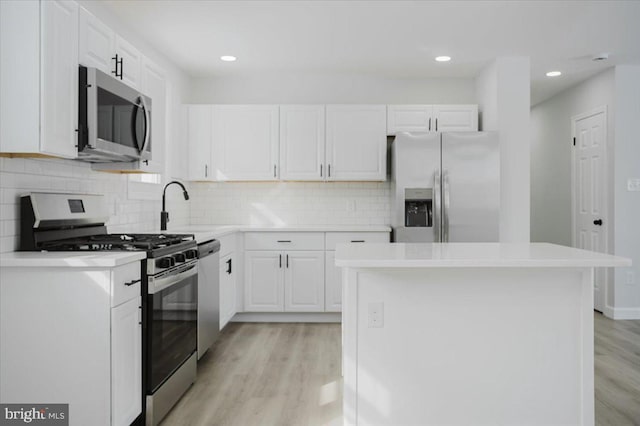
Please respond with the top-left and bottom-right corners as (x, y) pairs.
(78, 66), (152, 163)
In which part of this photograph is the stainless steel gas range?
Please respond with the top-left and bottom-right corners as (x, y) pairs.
(20, 192), (198, 426)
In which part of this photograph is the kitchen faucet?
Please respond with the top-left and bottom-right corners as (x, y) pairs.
(161, 181), (189, 231)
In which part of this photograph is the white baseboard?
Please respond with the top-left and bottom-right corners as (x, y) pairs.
(231, 312), (342, 323)
(603, 305), (640, 320)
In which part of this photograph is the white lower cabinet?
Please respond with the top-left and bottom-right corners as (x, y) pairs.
(324, 251), (342, 312)
(243, 231), (390, 314)
(0, 260), (142, 426)
(245, 251), (284, 311)
(111, 297), (142, 426)
(220, 252), (237, 329)
(284, 251), (325, 312)
(245, 250), (325, 312)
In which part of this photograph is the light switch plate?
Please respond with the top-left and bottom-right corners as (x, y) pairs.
(627, 178), (640, 192)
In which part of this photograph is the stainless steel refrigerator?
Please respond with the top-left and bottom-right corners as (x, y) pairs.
(392, 132), (500, 242)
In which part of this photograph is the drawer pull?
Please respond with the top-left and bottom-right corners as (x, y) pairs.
(277, 240), (292, 243)
(124, 279), (141, 286)
(351, 240), (365, 243)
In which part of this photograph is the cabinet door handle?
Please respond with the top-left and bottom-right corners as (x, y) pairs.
(111, 54), (122, 78)
(125, 278), (140, 286)
(286, 254), (289, 268)
(274, 165), (277, 178)
(320, 164), (323, 177)
(350, 240), (365, 243)
(328, 164), (331, 178)
(435, 118), (438, 131)
(428, 117), (431, 131)
(277, 240), (292, 243)
(226, 258), (232, 274)
(279, 254), (282, 268)
(205, 164), (208, 177)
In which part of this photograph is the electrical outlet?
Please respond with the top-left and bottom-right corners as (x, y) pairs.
(368, 302), (384, 328)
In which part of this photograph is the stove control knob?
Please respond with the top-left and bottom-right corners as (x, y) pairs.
(185, 249), (198, 260)
(156, 257), (174, 269)
(173, 253), (186, 263)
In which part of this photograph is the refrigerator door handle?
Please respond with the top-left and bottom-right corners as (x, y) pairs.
(443, 170), (450, 242)
(434, 169), (441, 242)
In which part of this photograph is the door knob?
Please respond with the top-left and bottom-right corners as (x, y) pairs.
(593, 219), (603, 226)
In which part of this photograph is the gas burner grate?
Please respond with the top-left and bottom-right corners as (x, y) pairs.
(38, 233), (194, 252)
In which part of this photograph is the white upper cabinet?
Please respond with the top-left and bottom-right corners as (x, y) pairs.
(78, 7), (115, 75)
(326, 105), (387, 181)
(78, 7), (142, 90)
(213, 105), (279, 181)
(387, 104), (478, 134)
(279, 105), (326, 181)
(186, 105), (215, 181)
(433, 104), (478, 132)
(387, 105), (434, 134)
(114, 35), (142, 90)
(138, 57), (166, 173)
(1, 0), (79, 158)
(41, 0), (79, 158)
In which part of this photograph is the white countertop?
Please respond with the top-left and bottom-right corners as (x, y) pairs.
(335, 242), (632, 268)
(0, 251), (146, 268)
(166, 224), (392, 244)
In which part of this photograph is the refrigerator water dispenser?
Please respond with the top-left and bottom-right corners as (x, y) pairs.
(404, 188), (432, 227)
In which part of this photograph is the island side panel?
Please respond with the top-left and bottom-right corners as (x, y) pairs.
(343, 266), (594, 426)
(342, 267), (359, 426)
(580, 268), (595, 426)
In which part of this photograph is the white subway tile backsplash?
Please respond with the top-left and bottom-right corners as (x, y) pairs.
(0, 157), (189, 253)
(189, 181), (391, 227)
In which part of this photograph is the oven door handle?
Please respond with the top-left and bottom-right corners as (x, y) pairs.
(148, 263), (197, 295)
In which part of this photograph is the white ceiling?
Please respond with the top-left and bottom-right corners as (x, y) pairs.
(102, 0), (640, 105)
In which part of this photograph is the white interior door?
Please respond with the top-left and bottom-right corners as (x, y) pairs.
(573, 109), (608, 312)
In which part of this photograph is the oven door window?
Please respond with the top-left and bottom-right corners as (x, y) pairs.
(147, 273), (198, 393)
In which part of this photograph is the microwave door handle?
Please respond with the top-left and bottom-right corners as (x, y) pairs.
(138, 96), (150, 155)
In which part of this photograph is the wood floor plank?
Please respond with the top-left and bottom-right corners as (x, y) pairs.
(162, 314), (640, 426)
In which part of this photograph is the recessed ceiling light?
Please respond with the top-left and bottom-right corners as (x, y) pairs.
(435, 56), (451, 62)
(546, 71), (562, 77)
(220, 56), (237, 62)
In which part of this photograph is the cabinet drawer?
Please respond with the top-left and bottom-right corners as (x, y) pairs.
(325, 232), (390, 251)
(217, 233), (236, 256)
(111, 261), (142, 307)
(244, 232), (324, 251)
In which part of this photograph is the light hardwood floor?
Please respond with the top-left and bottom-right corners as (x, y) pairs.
(162, 314), (640, 426)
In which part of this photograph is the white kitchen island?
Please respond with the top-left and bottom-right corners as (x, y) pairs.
(335, 243), (631, 426)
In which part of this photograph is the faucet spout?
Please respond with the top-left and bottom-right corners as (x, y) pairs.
(161, 181), (190, 231)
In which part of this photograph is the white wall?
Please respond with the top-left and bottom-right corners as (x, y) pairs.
(613, 65), (640, 316)
(476, 57), (531, 242)
(530, 66), (640, 319)
(188, 72), (476, 104)
(189, 181), (390, 227)
(530, 69), (615, 246)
